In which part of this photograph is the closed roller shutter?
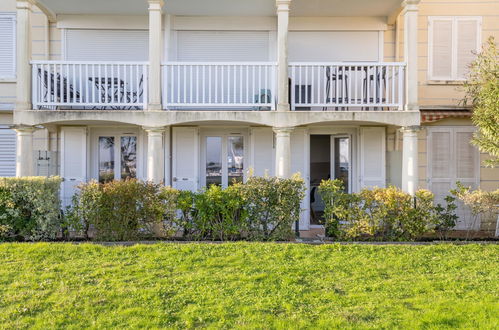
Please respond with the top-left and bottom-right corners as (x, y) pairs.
(65, 29), (149, 61)
(0, 14), (16, 78)
(0, 129), (16, 177)
(176, 31), (270, 61)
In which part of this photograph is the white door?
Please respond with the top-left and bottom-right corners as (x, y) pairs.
(428, 127), (479, 230)
(291, 128), (309, 230)
(172, 127), (199, 191)
(0, 128), (16, 177)
(61, 127), (87, 207)
(359, 127), (386, 188)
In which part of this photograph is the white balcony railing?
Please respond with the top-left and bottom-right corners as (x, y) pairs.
(289, 62), (406, 110)
(162, 62), (276, 110)
(32, 61), (148, 110)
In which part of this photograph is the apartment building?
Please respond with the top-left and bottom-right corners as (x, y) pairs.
(0, 0), (498, 235)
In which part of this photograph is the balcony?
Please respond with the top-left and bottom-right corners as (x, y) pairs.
(31, 61), (148, 110)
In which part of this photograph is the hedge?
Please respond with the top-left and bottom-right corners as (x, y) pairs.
(0, 177), (62, 241)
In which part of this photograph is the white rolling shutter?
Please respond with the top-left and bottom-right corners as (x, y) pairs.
(65, 29), (148, 61)
(249, 127), (274, 177)
(172, 127), (199, 191)
(61, 127), (87, 207)
(176, 31), (270, 61)
(0, 14), (16, 78)
(429, 16), (481, 80)
(428, 127), (479, 230)
(360, 127), (386, 188)
(0, 129), (16, 177)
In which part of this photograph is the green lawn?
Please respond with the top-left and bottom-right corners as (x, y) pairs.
(0, 243), (497, 329)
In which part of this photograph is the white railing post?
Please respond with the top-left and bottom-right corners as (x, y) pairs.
(31, 63), (38, 110)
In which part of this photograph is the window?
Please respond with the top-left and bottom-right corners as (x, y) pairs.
(98, 135), (137, 183)
(428, 16), (482, 81)
(0, 13), (16, 78)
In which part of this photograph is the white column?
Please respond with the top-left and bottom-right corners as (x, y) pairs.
(14, 126), (35, 177)
(274, 127), (293, 178)
(276, 0), (291, 112)
(16, 0), (35, 111)
(144, 127), (165, 184)
(148, 0), (164, 110)
(403, 0), (420, 111)
(401, 126), (421, 195)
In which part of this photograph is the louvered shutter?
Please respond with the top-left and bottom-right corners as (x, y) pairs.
(0, 14), (15, 78)
(360, 127), (386, 188)
(172, 127), (199, 192)
(65, 29), (148, 61)
(176, 31), (270, 61)
(428, 129), (453, 209)
(430, 19), (453, 80)
(0, 129), (16, 177)
(61, 127), (87, 207)
(249, 127), (274, 177)
(456, 19), (479, 79)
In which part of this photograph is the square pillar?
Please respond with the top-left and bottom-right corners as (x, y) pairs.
(143, 126), (166, 184)
(273, 127), (294, 178)
(401, 126), (421, 195)
(14, 126), (35, 177)
(276, 0), (292, 112)
(16, 0), (35, 111)
(403, 0), (421, 111)
(148, 0), (164, 110)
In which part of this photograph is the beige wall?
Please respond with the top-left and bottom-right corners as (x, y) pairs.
(393, 0), (499, 108)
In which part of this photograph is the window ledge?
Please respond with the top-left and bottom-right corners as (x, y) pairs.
(427, 80), (465, 86)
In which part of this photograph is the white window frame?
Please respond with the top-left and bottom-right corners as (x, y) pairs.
(0, 13), (16, 80)
(428, 16), (482, 81)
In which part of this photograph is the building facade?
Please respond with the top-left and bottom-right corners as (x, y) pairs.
(0, 0), (498, 235)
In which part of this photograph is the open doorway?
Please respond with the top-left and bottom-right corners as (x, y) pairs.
(309, 135), (351, 226)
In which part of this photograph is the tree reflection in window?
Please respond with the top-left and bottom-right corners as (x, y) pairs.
(121, 136), (137, 180)
(99, 137), (115, 183)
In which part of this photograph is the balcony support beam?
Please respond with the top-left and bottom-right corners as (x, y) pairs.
(16, 0), (36, 111)
(276, 0), (292, 112)
(403, 0), (420, 111)
(144, 126), (166, 184)
(13, 125), (36, 177)
(401, 126), (421, 195)
(148, 0), (164, 110)
(274, 127), (294, 178)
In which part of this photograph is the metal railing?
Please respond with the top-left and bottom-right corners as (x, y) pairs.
(32, 61), (148, 110)
(162, 62), (277, 110)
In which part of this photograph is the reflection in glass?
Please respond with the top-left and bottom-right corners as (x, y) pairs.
(99, 137), (115, 183)
(334, 137), (350, 192)
(228, 136), (244, 185)
(309, 135), (331, 225)
(206, 136), (222, 186)
(121, 136), (137, 180)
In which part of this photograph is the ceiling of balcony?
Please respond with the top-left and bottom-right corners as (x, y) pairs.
(38, 0), (403, 17)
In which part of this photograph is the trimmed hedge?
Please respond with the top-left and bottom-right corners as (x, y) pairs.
(69, 176), (305, 242)
(0, 177), (62, 241)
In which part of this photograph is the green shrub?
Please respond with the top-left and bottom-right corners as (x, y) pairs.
(68, 179), (172, 241)
(0, 177), (62, 241)
(319, 180), (436, 241)
(243, 175), (305, 241)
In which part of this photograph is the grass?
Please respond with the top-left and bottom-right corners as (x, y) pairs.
(0, 243), (498, 329)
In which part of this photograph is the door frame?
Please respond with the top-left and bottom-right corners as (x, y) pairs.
(199, 127), (249, 188)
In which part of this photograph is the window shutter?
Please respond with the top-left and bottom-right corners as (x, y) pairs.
(60, 127), (87, 207)
(456, 19), (479, 79)
(65, 29), (149, 61)
(431, 19), (453, 79)
(430, 131), (452, 179)
(172, 127), (199, 192)
(0, 129), (16, 177)
(455, 131), (477, 180)
(176, 31), (270, 61)
(360, 127), (386, 188)
(0, 15), (15, 78)
(249, 127), (274, 177)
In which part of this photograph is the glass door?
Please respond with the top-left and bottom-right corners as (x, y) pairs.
(309, 135), (351, 225)
(203, 134), (245, 188)
(98, 134), (137, 183)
